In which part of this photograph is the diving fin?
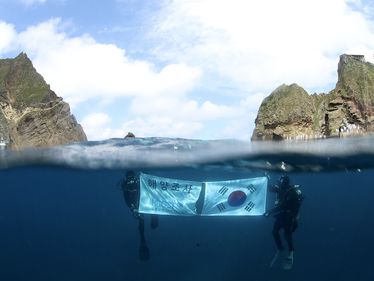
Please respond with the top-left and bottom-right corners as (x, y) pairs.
(270, 250), (281, 268)
(282, 251), (294, 270)
(139, 242), (150, 261)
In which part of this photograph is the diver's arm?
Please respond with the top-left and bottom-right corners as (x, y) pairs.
(264, 184), (281, 216)
(264, 204), (284, 216)
(267, 189), (301, 217)
(268, 184), (280, 193)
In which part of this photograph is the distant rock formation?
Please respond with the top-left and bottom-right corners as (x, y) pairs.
(0, 53), (87, 149)
(252, 54), (374, 141)
(124, 132), (136, 138)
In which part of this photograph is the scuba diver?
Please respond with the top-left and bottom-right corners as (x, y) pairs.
(264, 175), (303, 270)
(121, 171), (159, 261)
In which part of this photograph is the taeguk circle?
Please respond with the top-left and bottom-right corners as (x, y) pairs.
(227, 190), (247, 207)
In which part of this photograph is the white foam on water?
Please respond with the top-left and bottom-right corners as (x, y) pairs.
(0, 136), (373, 171)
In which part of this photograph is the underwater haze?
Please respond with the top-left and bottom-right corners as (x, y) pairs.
(0, 137), (373, 281)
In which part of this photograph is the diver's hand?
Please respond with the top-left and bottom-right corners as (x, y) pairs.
(132, 208), (140, 218)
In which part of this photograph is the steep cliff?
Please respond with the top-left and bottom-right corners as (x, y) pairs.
(0, 53), (87, 149)
(252, 54), (374, 141)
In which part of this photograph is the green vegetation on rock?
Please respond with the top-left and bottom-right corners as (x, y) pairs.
(5, 53), (56, 108)
(0, 53), (87, 149)
(252, 54), (374, 141)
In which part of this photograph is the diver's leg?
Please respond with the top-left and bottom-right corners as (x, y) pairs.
(138, 216), (146, 244)
(272, 218), (284, 251)
(282, 217), (295, 269)
(270, 218), (284, 267)
(284, 217), (295, 252)
(150, 215), (159, 230)
(138, 216), (150, 260)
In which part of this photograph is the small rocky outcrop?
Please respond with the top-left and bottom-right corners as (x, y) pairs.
(124, 132), (136, 138)
(252, 54), (374, 140)
(0, 53), (87, 149)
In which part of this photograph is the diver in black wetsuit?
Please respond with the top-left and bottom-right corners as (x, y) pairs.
(264, 175), (303, 266)
(121, 171), (159, 261)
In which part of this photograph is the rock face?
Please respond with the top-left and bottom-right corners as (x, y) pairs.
(252, 54), (374, 141)
(124, 132), (136, 138)
(0, 53), (87, 149)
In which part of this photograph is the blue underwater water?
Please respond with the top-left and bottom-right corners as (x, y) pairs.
(0, 137), (373, 281)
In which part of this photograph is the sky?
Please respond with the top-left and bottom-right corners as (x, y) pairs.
(1, 0), (374, 140)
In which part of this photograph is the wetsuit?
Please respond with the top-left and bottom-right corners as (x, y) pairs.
(121, 172), (159, 261)
(121, 174), (147, 246)
(122, 175), (141, 217)
(268, 185), (303, 252)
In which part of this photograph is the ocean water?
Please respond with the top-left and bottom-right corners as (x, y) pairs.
(0, 137), (373, 281)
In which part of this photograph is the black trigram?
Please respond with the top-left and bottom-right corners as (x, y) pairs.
(244, 201), (255, 212)
(218, 186), (229, 195)
(217, 203), (226, 212)
(246, 184), (256, 194)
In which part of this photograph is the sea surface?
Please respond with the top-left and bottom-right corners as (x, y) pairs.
(0, 136), (373, 281)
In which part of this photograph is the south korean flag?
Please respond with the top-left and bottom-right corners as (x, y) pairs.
(201, 177), (268, 216)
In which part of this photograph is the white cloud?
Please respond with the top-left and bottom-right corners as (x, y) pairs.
(82, 113), (111, 128)
(14, 18), (201, 109)
(79, 94), (246, 140)
(151, 0), (374, 93)
(4, 18), (246, 140)
(129, 97), (235, 120)
(81, 113), (125, 140)
(222, 93), (268, 139)
(20, 0), (46, 6)
(82, 112), (203, 140)
(124, 0), (374, 139)
(0, 22), (16, 54)
(121, 116), (203, 139)
(77, 97), (240, 140)
(3, 0), (374, 141)
(127, 95), (238, 137)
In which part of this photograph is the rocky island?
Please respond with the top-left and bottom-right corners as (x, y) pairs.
(0, 53), (86, 149)
(252, 54), (374, 141)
